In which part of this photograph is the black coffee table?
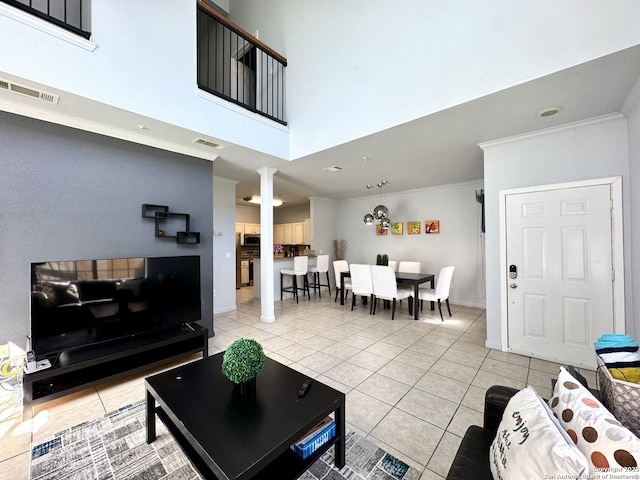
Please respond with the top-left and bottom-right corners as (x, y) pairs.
(145, 353), (345, 479)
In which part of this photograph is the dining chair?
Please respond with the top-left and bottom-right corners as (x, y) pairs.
(280, 256), (310, 303)
(397, 261), (421, 273)
(387, 260), (398, 272)
(333, 260), (351, 302)
(371, 265), (413, 320)
(349, 264), (374, 313)
(419, 265), (455, 320)
(308, 254), (331, 298)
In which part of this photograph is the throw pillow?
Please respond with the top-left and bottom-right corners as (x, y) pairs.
(489, 386), (588, 480)
(548, 366), (640, 473)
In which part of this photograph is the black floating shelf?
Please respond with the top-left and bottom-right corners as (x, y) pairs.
(142, 204), (201, 244)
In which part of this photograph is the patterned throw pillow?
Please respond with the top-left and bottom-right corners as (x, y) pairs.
(548, 366), (640, 473)
(489, 386), (588, 480)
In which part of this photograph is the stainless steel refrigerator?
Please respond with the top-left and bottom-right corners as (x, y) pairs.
(235, 233), (242, 289)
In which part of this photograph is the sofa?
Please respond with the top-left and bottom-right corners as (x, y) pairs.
(446, 366), (640, 480)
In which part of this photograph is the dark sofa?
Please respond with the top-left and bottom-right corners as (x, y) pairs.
(446, 385), (519, 480)
(446, 367), (594, 480)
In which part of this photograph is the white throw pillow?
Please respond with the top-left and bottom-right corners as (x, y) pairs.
(489, 386), (588, 480)
(548, 366), (640, 473)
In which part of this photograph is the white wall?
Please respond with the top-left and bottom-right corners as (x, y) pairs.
(0, 1), (289, 160)
(236, 205), (261, 223)
(481, 115), (632, 349)
(214, 176), (238, 314)
(310, 196), (339, 275)
(274, 205), (310, 224)
(334, 181), (485, 308)
(230, 0), (640, 160)
(625, 74), (640, 333)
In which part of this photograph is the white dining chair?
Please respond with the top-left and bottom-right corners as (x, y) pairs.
(398, 261), (421, 273)
(387, 260), (398, 272)
(419, 265), (455, 320)
(371, 265), (413, 320)
(280, 256), (310, 303)
(308, 254), (331, 298)
(333, 260), (351, 303)
(349, 264), (374, 313)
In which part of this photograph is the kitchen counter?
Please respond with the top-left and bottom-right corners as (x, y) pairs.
(253, 256), (317, 300)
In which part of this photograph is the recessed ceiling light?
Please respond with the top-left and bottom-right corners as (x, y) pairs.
(538, 106), (563, 117)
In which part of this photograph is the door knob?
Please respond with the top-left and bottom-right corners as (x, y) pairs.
(509, 283), (517, 289)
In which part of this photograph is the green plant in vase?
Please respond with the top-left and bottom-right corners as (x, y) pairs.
(222, 338), (265, 397)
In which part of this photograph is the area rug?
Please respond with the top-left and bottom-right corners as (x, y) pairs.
(30, 400), (422, 480)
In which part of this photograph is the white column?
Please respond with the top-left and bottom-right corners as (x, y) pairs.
(258, 166), (277, 323)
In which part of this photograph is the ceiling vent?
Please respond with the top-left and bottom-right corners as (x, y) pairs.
(322, 166), (342, 172)
(193, 137), (224, 149)
(0, 78), (59, 104)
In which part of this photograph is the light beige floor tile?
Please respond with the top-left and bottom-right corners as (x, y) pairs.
(355, 373), (412, 406)
(427, 431), (463, 477)
(429, 358), (479, 384)
(414, 372), (470, 403)
(471, 370), (526, 391)
(0, 417), (30, 463)
(529, 357), (563, 375)
(394, 349), (439, 370)
(486, 349), (530, 367)
(0, 451), (29, 480)
(321, 342), (361, 360)
(368, 435), (426, 472)
(447, 406), (483, 437)
(481, 357), (529, 382)
(377, 359), (427, 386)
(259, 335), (296, 352)
(316, 375), (352, 394)
(365, 341), (405, 359)
(32, 390), (106, 441)
(324, 362), (374, 388)
(296, 351), (343, 374)
(407, 340), (449, 358)
(440, 349), (486, 369)
(420, 468), (447, 480)
(340, 335), (378, 350)
(371, 408), (444, 466)
(277, 343), (317, 362)
(347, 350), (391, 371)
(396, 388), (458, 429)
(460, 385), (488, 413)
(345, 390), (393, 433)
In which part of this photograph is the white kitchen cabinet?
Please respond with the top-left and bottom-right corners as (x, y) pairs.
(303, 218), (311, 244)
(282, 223), (293, 244)
(293, 222), (304, 244)
(274, 224), (284, 245)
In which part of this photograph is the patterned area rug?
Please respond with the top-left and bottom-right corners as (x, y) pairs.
(30, 400), (422, 480)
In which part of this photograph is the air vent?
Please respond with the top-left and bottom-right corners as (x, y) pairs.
(322, 166), (342, 172)
(0, 79), (60, 104)
(193, 137), (224, 149)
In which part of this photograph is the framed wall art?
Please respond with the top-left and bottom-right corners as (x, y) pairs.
(376, 224), (388, 236)
(407, 221), (421, 234)
(391, 222), (403, 235)
(425, 220), (440, 234)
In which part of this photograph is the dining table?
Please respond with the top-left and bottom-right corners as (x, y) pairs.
(340, 270), (435, 320)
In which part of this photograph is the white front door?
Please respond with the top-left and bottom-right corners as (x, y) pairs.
(505, 184), (614, 368)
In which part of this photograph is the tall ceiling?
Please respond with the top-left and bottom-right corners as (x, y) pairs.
(2, 45), (640, 208)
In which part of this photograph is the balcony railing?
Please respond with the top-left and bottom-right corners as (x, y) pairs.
(0, 0), (91, 39)
(197, 1), (287, 125)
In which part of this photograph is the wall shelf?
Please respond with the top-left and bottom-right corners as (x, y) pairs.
(142, 204), (201, 244)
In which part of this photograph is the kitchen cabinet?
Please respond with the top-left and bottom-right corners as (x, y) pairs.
(293, 222), (304, 244)
(282, 223), (293, 245)
(304, 218), (311, 243)
(244, 223), (260, 234)
(274, 224), (284, 245)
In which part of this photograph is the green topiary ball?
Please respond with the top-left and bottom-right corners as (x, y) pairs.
(221, 338), (265, 384)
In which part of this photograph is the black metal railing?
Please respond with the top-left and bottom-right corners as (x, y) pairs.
(0, 0), (91, 39)
(197, 1), (287, 125)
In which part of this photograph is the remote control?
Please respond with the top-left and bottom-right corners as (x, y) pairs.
(298, 379), (312, 398)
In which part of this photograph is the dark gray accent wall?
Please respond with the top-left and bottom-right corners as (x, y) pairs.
(0, 111), (213, 349)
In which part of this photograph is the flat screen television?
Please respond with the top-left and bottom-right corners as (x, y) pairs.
(30, 255), (201, 357)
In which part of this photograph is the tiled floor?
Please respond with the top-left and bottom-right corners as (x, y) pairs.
(0, 286), (596, 479)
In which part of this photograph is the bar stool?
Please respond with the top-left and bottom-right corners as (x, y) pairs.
(308, 254), (331, 298)
(280, 256), (310, 303)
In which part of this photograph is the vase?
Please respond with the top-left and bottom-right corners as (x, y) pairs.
(233, 377), (257, 399)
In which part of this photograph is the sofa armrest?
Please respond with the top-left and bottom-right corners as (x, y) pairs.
(483, 385), (520, 435)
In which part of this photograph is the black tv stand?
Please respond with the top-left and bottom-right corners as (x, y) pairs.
(23, 323), (208, 420)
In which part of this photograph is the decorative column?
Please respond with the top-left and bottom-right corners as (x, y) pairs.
(258, 167), (277, 323)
